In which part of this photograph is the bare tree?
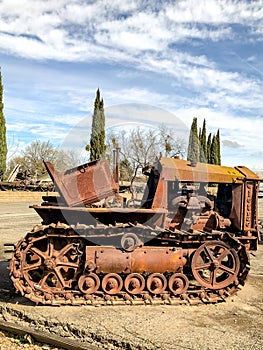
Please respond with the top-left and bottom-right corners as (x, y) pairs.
(158, 124), (186, 158)
(6, 140), (81, 179)
(106, 127), (157, 179)
(21, 140), (58, 176)
(106, 125), (186, 185)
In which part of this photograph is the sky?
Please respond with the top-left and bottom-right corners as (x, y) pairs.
(0, 0), (263, 170)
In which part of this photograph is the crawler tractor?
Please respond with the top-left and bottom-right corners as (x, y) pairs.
(10, 156), (261, 305)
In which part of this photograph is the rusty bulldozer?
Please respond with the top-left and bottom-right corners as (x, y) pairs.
(9, 155), (261, 305)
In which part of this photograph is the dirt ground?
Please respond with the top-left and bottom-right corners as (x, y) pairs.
(0, 201), (262, 350)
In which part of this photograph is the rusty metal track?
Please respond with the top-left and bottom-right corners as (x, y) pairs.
(0, 319), (99, 350)
(9, 223), (249, 306)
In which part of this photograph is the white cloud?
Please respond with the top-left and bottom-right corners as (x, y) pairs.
(0, 0), (262, 101)
(165, 0), (263, 24)
(1, 0), (263, 168)
(139, 50), (262, 100)
(0, 0), (260, 60)
(104, 88), (170, 105)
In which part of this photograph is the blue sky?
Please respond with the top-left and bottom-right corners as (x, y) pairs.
(0, 0), (263, 169)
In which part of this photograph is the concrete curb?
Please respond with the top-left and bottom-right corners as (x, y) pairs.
(0, 191), (55, 202)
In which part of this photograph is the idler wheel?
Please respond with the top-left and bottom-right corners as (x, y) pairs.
(147, 273), (167, 294)
(124, 273), (145, 294)
(78, 273), (100, 294)
(102, 273), (123, 295)
(168, 273), (189, 294)
(121, 233), (142, 252)
(191, 241), (240, 290)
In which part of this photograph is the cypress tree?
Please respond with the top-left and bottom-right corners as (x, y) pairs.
(99, 97), (105, 156)
(0, 69), (7, 179)
(198, 127), (202, 162)
(210, 134), (218, 165)
(207, 133), (212, 164)
(188, 118), (221, 165)
(216, 129), (221, 165)
(89, 89), (105, 161)
(199, 118), (207, 163)
(187, 117), (200, 164)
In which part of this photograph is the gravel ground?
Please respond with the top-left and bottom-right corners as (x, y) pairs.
(0, 201), (262, 350)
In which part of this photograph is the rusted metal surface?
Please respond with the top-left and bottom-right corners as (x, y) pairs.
(159, 158), (254, 183)
(85, 246), (184, 274)
(191, 241), (240, 289)
(235, 165), (261, 180)
(243, 181), (258, 231)
(31, 204), (167, 229)
(44, 159), (117, 206)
